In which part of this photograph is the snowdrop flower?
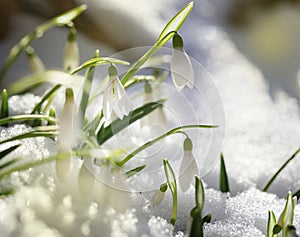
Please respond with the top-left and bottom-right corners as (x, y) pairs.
(64, 27), (79, 72)
(95, 163), (130, 213)
(78, 159), (95, 199)
(103, 64), (130, 121)
(179, 137), (199, 192)
(141, 82), (166, 130)
(170, 34), (194, 91)
(151, 183), (168, 206)
(25, 47), (45, 73)
(56, 88), (77, 182)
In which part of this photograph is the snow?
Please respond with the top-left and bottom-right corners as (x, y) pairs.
(0, 0), (300, 236)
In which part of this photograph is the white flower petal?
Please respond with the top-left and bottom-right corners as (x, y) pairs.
(179, 151), (199, 192)
(170, 48), (194, 91)
(64, 41), (80, 71)
(78, 161), (95, 199)
(114, 78), (130, 117)
(56, 152), (71, 182)
(103, 82), (113, 121)
(109, 172), (130, 213)
(151, 190), (165, 206)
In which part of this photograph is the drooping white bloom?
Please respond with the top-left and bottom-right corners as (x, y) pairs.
(141, 82), (166, 131)
(179, 137), (199, 192)
(95, 164), (130, 213)
(25, 47), (45, 73)
(151, 183), (168, 206)
(170, 34), (194, 91)
(64, 27), (80, 72)
(78, 159), (95, 199)
(103, 65), (130, 121)
(56, 88), (77, 182)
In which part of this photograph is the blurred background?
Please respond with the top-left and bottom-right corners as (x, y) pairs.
(0, 0), (300, 101)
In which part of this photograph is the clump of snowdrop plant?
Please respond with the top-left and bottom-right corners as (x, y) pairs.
(0, 2), (299, 236)
(0, 1), (215, 230)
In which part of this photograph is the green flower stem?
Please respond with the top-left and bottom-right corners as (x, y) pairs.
(0, 114), (58, 126)
(1, 89), (9, 120)
(0, 5), (87, 80)
(118, 124), (217, 167)
(262, 148), (300, 192)
(121, 2), (194, 86)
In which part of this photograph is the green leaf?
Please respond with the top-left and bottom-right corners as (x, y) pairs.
(0, 4), (87, 80)
(47, 108), (56, 126)
(163, 159), (178, 225)
(8, 70), (80, 95)
(195, 176), (205, 212)
(31, 84), (61, 114)
(0, 126), (58, 145)
(268, 211), (278, 237)
(0, 144), (21, 160)
(278, 192), (296, 237)
(79, 51), (98, 125)
(220, 153), (230, 193)
(97, 99), (166, 145)
(158, 2), (193, 42)
(189, 207), (203, 237)
(125, 165), (146, 178)
(0, 188), (15, 197)
(71, 57), (130, 75)
(0, 89), (9, 121)
(262, 148), (300, 192)
(0, 158), (21, 170)
(0, 114), (57, 127)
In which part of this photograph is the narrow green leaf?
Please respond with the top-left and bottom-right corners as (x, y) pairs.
(7, 70), (80, 95)
(31, 84), (61, 114)
(158, 2), (193, 41)
(268, 211), (278, 237)
(195, 176), (205, 212)
(0, 126), (58, 145)
(0, 5), (87, 80)
(189, 207), (203, 237)
(97, 99), (166, 145)
(0, 89), (9, 121)
(71, 57), (130, 75)
(220, 153), (230, 193)
(262, 148), (300, 192)
(125, 165), (146, 178)
(0, 144), (21, 160)
(121, 2), (193, 86)
(0, 158), (21, 170)
(163, 159), (178, 225)
(47, 107), (56, 126)
(0, 188), (15, 197)
(79, 51), (98, 125)
(0, 114), (57, 126)
(0, 154), (60, 180)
